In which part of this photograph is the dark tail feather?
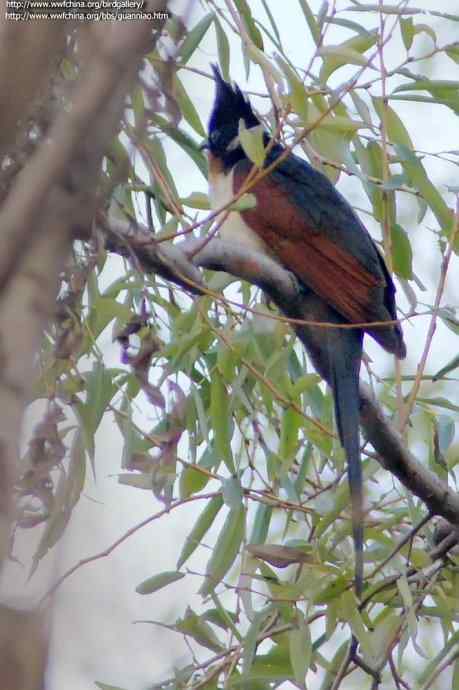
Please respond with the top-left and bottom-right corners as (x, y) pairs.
(329, 329), (364, 598)
(285, 290), (365, 597)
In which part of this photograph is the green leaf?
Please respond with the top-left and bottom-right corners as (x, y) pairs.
(246, 544), (314, 568)
(297, 0), (320, 45)
(397, 575), (417, 639)
(67, 430), (87, 510)
(277, 59), (309, 122)
(309, 128), (352, 183)
(279, 407), (303, 467)
(242, 606), (275, 678)
(320, 46), (372, 67)
(30, 468), (73, 572)
(179, 464), (210, 499)
(145, 135), (180, 203)
(372, 100), (452, 230)
(234, 643), (295, 684)
(319, 30), (378, 83)
(222, 476), (244, 509)
(233, 0), (264, 50)
(175, 607), (224, 652)
(417, 629), (459, 687)
(391, 223), (413, 279)
(436, 415), (455, 455)
(87, 296), (132, 341)
(417, 397), (459, 413)
(289, 614), (312, 687)
(176, 494), (224, 569)
(338, 591), (371, 658)
(238, 121), (266, 167)
(314, 575), (349, 604)
(395, 142), (452, 232)
(136, 570), (185, 595)
(200, 506), (245, 597)
(131, 85), (144, 127)
(446, 43), (459, 65)
(433, 353), (459, 381)
(178, 13), (214, 65)
(210, 372), (234, 472)
(438, 307), (459, 337)
(373, 97), (412, 148)
(203, 605), (238, 632)
(175, 74), (206, 138)
(181, 192), (210, 210)
(150, 113), (208, 179)
(95, 683), (127, 690)
(325, 16), (373, 35)
(118, 473), (153, 490)
(453, 657), (459, 690)
(350, 91), (372, 127)
(249, 503), (272, 545)
(391, 80), (459, 115)
(362, 613), (400, 668)
(86, 363), (118, 433)
(412, 23), (437, 45)
(393, 79), (459, 97)
(400, 17), (414, 50)
(76, 365), (119, 465)
(230, 193), (257, 211)
(215, 18), (230, 81)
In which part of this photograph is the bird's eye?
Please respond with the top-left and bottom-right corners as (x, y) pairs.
(209, 130), (220, 144)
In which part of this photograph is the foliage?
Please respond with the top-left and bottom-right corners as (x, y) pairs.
(12, 2), (459, 689)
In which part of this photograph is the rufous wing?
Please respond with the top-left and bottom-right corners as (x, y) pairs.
(233, 158), (387, 326)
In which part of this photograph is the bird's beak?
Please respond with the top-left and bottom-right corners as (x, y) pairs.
(199, 139), (209, 151)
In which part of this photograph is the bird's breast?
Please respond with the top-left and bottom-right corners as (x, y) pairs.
(208, 163), (271, 256)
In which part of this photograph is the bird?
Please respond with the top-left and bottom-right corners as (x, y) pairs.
(203, 65), (406, 598)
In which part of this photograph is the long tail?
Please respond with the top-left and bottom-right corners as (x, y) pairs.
(329, 328), (364, 598)
(283, 291), (364, 597)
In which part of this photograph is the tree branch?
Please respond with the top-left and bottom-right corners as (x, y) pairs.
(105, 221), (459, 528)
(0, 8), (169, 688)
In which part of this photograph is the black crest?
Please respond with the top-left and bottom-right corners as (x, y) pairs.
(207, 65), (260, 160)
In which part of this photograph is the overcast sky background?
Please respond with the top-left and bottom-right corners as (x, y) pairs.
(2, 1), (459, 689)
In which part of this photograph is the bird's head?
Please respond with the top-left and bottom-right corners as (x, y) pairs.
(205, 65), (261, 167)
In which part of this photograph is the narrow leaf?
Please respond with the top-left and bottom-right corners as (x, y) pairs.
(320, 30), (378, 83)
(249, 503), (272, 545)
(215, 18), (230, 81)
(210, 373), (234, 472)
(297, 0), (320, 44)
(246, 544), (314, 568)
(176, 494), (223, 569)
(175, 75), (206, 137)
(400, 17), (414, 50)
(175, 607), (224, 652)
(433, 353), (459, 381)
(238, 122), (266, 167)
(289, 614), (312, 686)
(446, 43), (459, 64)
(391, 223), (413, 279)
(200, 506), (245, 597)
(178, 13), (214, 65)
(242, 606), (275, 677)
(233, 0), (264, 50)
(136, 570), (185, 595)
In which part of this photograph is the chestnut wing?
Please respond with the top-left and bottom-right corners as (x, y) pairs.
(233, 155), (393, 326)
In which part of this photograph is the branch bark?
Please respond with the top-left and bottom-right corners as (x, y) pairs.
(106, 223), (459, 528)
(0, 7), (169, 688)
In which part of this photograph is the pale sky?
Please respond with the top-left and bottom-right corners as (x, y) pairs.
(2, 2), (459, 689)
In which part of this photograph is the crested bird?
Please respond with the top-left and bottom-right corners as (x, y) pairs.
(204, 65), (406, 598)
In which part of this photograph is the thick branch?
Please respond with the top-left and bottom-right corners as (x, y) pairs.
(0, 8), (169, 688)
(106, 225), (459, 527)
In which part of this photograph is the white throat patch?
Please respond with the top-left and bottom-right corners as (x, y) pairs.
(208, 167), (270, 255)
